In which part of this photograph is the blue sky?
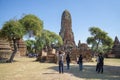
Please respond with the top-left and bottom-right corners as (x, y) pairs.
(0, 0), (120, 44)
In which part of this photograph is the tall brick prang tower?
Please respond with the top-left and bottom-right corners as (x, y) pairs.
(59, 10), (75, 48)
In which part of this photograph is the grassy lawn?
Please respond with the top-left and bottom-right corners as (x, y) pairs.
(0, 57), (120, 80)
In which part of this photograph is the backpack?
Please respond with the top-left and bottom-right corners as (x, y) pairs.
(99, 56), (103, 63)
(66, 56), (70, 62)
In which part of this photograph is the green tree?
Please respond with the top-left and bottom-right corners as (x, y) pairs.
(43, 30), (63, 46)
(0, 14), (43, 62)
(19, 14), (43, 37)
(25, 40), (35, 54)
(87, 27), (113, 55)
(1, 20), (25, 62)
(20, 14), (43, 55)
(35, 29), (63, 52)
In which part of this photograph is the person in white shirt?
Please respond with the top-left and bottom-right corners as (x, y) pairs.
(96, 54), (100, 72)
(57, 51), (65, 74)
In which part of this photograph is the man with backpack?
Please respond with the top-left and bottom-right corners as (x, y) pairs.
(66, 52), (71, 70)
(78, 54), (83, 71)
(98, 53), (104, 74)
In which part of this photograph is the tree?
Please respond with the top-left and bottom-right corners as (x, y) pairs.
(19, 14), (43, 37)
(43, 30), (63, 46)
(25, 40), (35, 54)
(35, 29), (63, 53)
(0, 14), (43, 62)
(0, 19), (25, 62)
(87, 27), (113, 55)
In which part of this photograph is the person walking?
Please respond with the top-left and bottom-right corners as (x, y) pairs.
(78, 54), (83, 71)
(57, 51), (65, 74)
(98, 53), (104, 74)
(96, 54), (100, 72)
(66, 52), (71, 70)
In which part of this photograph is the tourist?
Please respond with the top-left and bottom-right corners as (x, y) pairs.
(66, 52), (71, 70)
(78, 54), (83, 71)
(57, 51), (65, 74)
(97, 53), (104, 74)
(96, 54), (100, 72)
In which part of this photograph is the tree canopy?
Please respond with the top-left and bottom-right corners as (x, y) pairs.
(1, 19), (25, 40)
(25, 40), (35, 53)
(87, 27), (113, 54)
(19, 14), (43, 37)
(34, 29), (63, 52)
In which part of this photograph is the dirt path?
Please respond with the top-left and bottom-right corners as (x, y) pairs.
(0, 57), (120, 80)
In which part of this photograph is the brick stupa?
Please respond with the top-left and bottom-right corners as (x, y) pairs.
(111, 36), (120, 58)
(59, 10), (75, 48)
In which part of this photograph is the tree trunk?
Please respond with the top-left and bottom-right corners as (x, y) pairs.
(8, 39), (18, 62)
(91, 44), (95, 57)
(96, 39), (100, 53)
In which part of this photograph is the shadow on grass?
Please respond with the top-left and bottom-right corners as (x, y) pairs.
(47, 64), (120, 80)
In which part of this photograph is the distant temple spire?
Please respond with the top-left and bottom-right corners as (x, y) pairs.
(59, 10), (75, 47)
(114, 36), (120, 45)
(77, 40), (81, 48)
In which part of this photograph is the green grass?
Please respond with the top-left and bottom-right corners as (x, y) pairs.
(0, 57), (120, 80)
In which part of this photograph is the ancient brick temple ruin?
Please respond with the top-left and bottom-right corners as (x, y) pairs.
(59, 10), (76, 48)
(0, 39), (12, 61)
(10, 39), (27, 57)
(108, 36), (120, 58)
(59, 10), (92, 62)
(37, 10), (92, 63)
(17, 39), (27, 56)
(0, 38), (27, 62)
